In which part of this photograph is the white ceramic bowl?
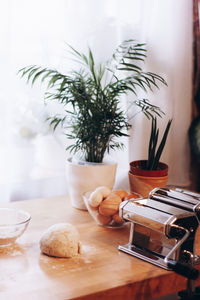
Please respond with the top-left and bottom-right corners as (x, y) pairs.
(0, 208), (31, 246)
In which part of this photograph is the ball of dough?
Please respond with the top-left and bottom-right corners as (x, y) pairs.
(40, 223), (81, 258)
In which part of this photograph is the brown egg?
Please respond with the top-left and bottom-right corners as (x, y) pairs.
(113, 189), (128, 200)
(88, 186), (112, 208)
(95, 186), (111, 198)
(99, 193), (122, 216)
(96, 214), (112, 225)
(88, 191), (103, 208)
(88, 202), (99, 212)
(124, 192), (141, 200)
(112, 213), (124, 224)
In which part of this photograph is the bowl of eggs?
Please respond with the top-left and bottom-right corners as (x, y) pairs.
(83, 186), (141, 228)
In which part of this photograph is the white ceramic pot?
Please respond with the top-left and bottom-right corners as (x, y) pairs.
(66, 157), (117, 210)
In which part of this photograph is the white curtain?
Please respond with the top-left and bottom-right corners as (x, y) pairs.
(0, 0), (193, 202)
(125, 0), (193, 187)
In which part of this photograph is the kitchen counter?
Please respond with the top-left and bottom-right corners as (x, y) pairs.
(0, 195), (200, 300)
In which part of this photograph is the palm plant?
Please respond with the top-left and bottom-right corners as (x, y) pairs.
(18, 39), (167, 163)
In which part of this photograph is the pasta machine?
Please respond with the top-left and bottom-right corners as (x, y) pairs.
(118, 187), (200, 280)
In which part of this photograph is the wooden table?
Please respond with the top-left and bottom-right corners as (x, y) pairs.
(0, 195), (200, 300)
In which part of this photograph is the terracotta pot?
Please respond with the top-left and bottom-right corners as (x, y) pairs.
(66, 157), (117, 210)
(128, 160), (168, 198)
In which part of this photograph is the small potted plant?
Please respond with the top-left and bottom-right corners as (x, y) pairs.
(129, 116), (172, 197)
(18, 40), (167, 209)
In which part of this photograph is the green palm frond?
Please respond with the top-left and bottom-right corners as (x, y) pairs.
(18, 39), (167, 163)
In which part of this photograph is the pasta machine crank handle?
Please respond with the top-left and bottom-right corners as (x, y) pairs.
(165, 225), (199, 280)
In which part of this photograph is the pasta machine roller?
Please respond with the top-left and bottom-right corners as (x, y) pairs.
(149, 186), (200, 222)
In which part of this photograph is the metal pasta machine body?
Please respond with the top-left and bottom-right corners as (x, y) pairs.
(149, 186), (200, 223)
(118, 189), (200, 279)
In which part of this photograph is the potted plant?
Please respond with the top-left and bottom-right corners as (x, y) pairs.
(18, 39), (167, 209)
(129, 116), (172, 197)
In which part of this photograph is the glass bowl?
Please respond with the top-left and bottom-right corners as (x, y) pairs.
(83, 190), (141, 228)
(0, 208), (31, 246)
